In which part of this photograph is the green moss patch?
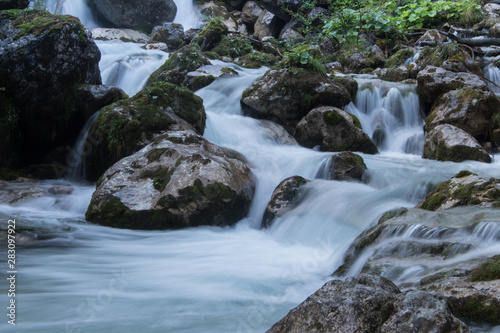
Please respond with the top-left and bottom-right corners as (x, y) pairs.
(468, 255), (500, 282)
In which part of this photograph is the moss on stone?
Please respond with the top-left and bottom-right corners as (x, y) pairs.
(324, 110), (347, 126)
(450, 296), (500, 325)
(213, 34), (253, 58)
(468, 255), (500, 282)
(385, 49), (414, 69)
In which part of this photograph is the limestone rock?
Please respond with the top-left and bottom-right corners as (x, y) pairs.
(342, 45), (385, 73)
(150, 23), (185, 50)
(89, 0), (177, 33)
(425, 89), (500, 143)
(241, 68), (351, 131)
(416, 66), (488, 113)
(84, 83), (206, 180)
(261, 176), (309, 228)
(241, 1), (263, 24)
(417, 171), (500, 211)
(295, 106), (378, 154)
(91, 28), (149, 43)
(417, 29), (448, 46)
(254, 9), (280, 40)
(423, 124), (491, 163)
(86, 130), (255, 230)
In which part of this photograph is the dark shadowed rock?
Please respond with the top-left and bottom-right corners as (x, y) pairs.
(241, 68), (351, 132)
(89, 0), (177, 33)
(295, 106), (378, 154)
(0, 0), (29, 9)
(261, 176), (309, 228)
(84, 82), (206, 180)
(417, 66), (488, 113)
(0, 10), (101, 168)
(423, 124), (491, 163)
(86, 130), (254, 230)
(74, 85), (127, 119)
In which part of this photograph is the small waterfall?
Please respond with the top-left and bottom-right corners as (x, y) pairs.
(38, 0), (101, 28)
(484, 64), (500, 93)
(96, 41), (169, 96)
(66, 111), (99, 181)
(173, 0), (200, 30)
(345, 78), (425, 154)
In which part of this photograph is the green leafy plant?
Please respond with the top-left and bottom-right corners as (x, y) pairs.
(279, 44), (326, 75)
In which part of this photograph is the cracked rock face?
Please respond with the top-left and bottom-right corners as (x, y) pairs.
(266, 274), (470, 333)
(86, 130), (255, 230)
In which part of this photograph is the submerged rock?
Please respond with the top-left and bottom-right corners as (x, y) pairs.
(423, 124), (491, 163)
(0, 9), (101, 168)
(261, 176), (309, 228)
(417, 171), (500, 211)
(295, 106), (378, 154)
(89, 0), (177, 33)
(84, 82), (206, 180)
(416, 66), (488, 113)
(86, 130), (255, 230)
(323, 151), (367, 182)
(267, 274), (469, 333)
(241, 68), (351, 132)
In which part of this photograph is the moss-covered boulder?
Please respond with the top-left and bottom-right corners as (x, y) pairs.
(147, 43), (211, 89)
(323, 151), (367, 181)
(241, 68), (351, 132)
(385, 49), (415, 69)
(212, 34), (253, 58)
(423, 124), (491, 163)
(235, 51), (279, 68)
(86, 130), (255, 230)
(331, 75), (358, 100)
(424, 89), (500, 145)
(261, 176), (309, 229)
(74, 85), (128, 120)
(417, 171), (500, 211)
(339, 45), (385, 73)
(416, 66), (488, 114)
(197, 1), (237, 31)
(88, 0), (177, 33)
(0, 9), (101, 168)
(84, 82), (206, 180)
(192, 17), (229, 51)
(295, 106), (378, 154)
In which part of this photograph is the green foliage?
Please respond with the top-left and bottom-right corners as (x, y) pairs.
(279, 44), (326, 76)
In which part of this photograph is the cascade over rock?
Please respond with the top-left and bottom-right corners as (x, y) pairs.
(295, 106), (378, 154)
(89, 0), (177, 33)
(267, 274), (470, 333)
(86, 130), (255, 230)
(417, 66), (488, 113)
(423, 124), (491, 163)
(0, 10), (101, 168)
(417, 171), (500, 211)
(424, 89), (500, 144)
(261, 176), (309, 229)
(84, 82), (206, 180)
(241, 68), (351, 132)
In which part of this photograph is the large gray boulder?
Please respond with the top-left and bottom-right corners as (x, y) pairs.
(417, 171), (500, 211)
(89, 0), (177, 33)
(425, 89), (500, 143)
(241, 68), (351, 132)
(241, 1), (263, 24)
(86, 130), (255, 230)
(254, 9), (280, 40)
(267, 274), (469, 333)
(150, 22), (185, 51)
(341, 45), (385, 73)
(417, 66), (488, 113)
(84, 82), (205, 180)
(261, 176), (309, 229)
(0, 10), (101, 168)
(423, 124), (491, 163)
(295, 106), (378, 154)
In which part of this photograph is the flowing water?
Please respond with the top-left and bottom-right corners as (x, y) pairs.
(2, 2), (500, 333)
